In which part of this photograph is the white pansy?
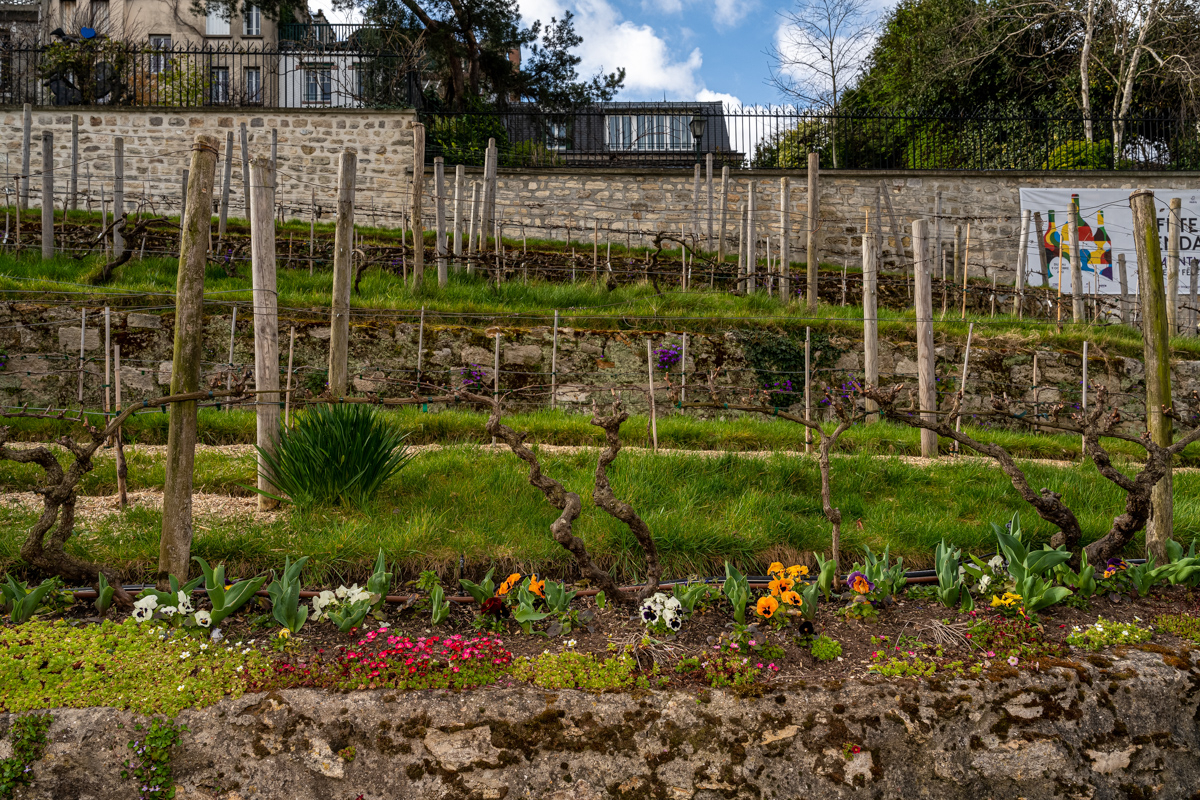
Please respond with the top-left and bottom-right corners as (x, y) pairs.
(132, 605), (154, 623)
(159, 606), (178, 616)
(176, 590), (195, 614)
(978, 575), (991, 592)
(194, 610), (212, 628)
(988, 555), (1005, 570)
(134, 595), (159, 611)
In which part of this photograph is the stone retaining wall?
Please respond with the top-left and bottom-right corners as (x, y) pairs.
(6, 648), (1200, 799)
(3, 106), (417, 223)
(4, 303), (1199, 421)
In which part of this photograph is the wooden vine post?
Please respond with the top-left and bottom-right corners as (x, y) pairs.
(806, 152), (819, 309)
(913, 218), (938, 458)
(159, 132), (218, 586)
(249, 156), (280, 511)
(328, 149), (357, 397)
(863, 212), (879, 423)
(1130, 189), (1173, 562)
(411, 123), (426, 287)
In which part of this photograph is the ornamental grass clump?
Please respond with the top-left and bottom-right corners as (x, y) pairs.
(256, 403), (413, 511)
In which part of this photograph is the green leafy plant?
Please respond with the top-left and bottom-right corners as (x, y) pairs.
(854, 545), (907, 600)
(255, 404), (413, 511)
(799, 579), (820, 621)
(1163, 540), (1200, 587)
(137, 574), (205, 609)
(1125, 558), (1171, 597)
(1, 576), (63, 625)
(595, 591), (607, 611)
(366, 550), (393, 615)
(415, 570), (441, 592)
(0, 713), (52, 798)
(1155, 613), (1200, 643)
(94, 573), (115, 618)
(512, 581), (550, 634)
(429, 584), (451, 626)
(992, 513), (1072, 614)
(459, 569), (497, 604)
(121, 717), (185, 800)
(933, 539), (973, 611)
(722, 562), (750, 625)
(1066, 617), (1152, 651)
(192, 557), (267, 626)
(810, 634), (842, 661)
(266, 556), (309, 635)
(1055, 550), (1098, 600)
(815, 554), (839, 601)
(543, 579), (577, 614)
(671, 582), (712, 613)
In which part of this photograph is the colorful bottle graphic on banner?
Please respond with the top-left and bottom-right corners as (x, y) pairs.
(1044, 209), (1061, 281)
(1094, 210), (1113, 280)
(1074, 194), (1095, 277)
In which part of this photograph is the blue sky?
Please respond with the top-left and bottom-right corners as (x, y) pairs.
(310, 0), (854, 107)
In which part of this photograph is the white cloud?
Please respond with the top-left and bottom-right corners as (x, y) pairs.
(713, 0), (756, 27)
(696, 89), (742, 110)
(641, 0), (685, 13)
(520, 0), (706, 99)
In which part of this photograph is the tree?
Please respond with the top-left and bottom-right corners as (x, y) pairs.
(769, 0), (878, 166)
(325, 0), (624, 110)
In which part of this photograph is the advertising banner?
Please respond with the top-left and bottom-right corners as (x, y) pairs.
(1018, 188), (1200, 295)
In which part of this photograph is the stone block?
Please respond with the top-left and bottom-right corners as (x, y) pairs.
(503, 345), (542, 366)
(126, 313), (162, 329)
(58, 327), (100, 351)
(158, 361), (173, 385)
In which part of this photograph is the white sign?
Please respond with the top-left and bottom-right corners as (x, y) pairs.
(1018, 188), (1200, 295)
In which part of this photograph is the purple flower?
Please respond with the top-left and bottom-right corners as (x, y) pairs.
(847, 572), (874, 594)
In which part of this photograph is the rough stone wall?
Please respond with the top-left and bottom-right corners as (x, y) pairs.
(7, 648), (1200, 799)
(487, 168), (1200, 282)
(3, 303), (1198, 422)
(5, 107), (417, 223)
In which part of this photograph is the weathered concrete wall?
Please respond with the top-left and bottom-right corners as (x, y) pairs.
(3, 303), (1198, 421)
(5, 106), (417, 223)
(7, 648), (1200, 799)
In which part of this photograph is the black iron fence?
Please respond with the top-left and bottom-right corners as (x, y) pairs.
(0, 41), (418, 110)
(420, 107), (1200, 171)
(1, 37), (1196, 171)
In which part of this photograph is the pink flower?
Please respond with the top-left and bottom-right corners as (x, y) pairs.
(1007, 656), (1019, 667)
(985, 651), (995, 658)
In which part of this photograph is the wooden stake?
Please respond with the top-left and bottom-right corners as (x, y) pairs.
(1069, 197), (1084, 322)
(411, 124), (426, 288)
(249, 155), (280, 511)
(309, 188), (315, 275)
(69, 114), (78, 212)
(954, 322), (974, 454)
(18, 103), (29, 211)
(41, 131), (53, 260)
(219, 131), (233, 239)
(717, 165), (729, 271)
(492, 333), (501, 445)
(1167, 197), (1182, 333)
(960, 222), (971, 320)
(225, 306), (237, 411)
(160, 132), (219, 585)
(434, 157), (447, 286)
(779, 176), (790, 299)
(706, 153), (714, 250)
(329, 150), (357, 397)
(646, 339), (658, 452)
(284, 325), (295, 428)
(1130, 188), (1173, 560)
(914, 218), (937, 458)
(1118, 251), (1129, 323)
(77, 308), (86, 403)
(551, 310), (559, 411)
(103, 306), (111, 424)
(453, 164), (464, 266)
(113, 137), (124, 258)
(1033, 212), (1049, 289)
(806, 152), (819, 309)
(863, 212), (879, 423)
(416, 306), (425, 388)
(114, 343), (127, 510)
(467, 181), (480, 267)
(239, 122), (251, 218)
(1017, 208), (1030, 319)
(804, 327), (811, 453)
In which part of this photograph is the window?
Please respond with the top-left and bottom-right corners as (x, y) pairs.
(304, 64), (332, 104)
(210, 66), (229, 103)
(605, 114), (691, 151)
(206, 4), (230, 36)
(148, 35), (171, 74)
(244, 66), (261, 104)
(243, 4), (261, 36)
(546, 122), (569, 152)
(90, 0), (109, 28)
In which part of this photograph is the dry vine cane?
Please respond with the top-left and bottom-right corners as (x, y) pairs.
(861, 383), (1200, 566)
(0, 385), (249, 608)
(463, 390), (662, 603)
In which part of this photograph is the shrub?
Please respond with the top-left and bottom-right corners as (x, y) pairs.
(1043, 140), (1114, 170)
(256, 404), (413, 510)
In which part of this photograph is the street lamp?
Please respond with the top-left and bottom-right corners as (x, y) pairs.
(690, 110), (707, 163)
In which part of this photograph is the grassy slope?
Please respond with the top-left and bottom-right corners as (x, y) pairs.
(2, 236), (1196, 357)
(2, 443), (1196, 586)
(7, 407), (1199, 464)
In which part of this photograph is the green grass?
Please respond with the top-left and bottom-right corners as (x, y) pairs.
(3, 219), (1196, 357)
(3, 445), (1196, 587)
(4, 407), (1197, 464)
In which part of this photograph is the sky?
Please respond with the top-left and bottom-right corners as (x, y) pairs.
(305, 0), (881, 108)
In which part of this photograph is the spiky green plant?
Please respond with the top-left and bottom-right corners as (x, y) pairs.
(254, 404), (413, 511)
